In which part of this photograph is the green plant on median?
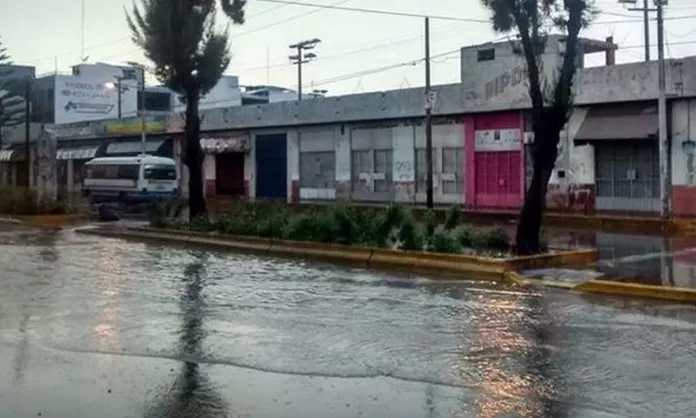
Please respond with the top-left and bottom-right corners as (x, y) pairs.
(0, 186), (75, 215)
(147, 201), (515, 256)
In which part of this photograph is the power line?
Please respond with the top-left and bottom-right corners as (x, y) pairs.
(18, 1), (305, 66)
(256, 0), (696, 25)
(306, 38), (696, 89)
(236, 21), (471, 74)
(257, 0), (490, 22)
(233, 0), (353, 38)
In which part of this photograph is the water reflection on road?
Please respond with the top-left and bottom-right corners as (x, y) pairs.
(1, 227), (696, 417)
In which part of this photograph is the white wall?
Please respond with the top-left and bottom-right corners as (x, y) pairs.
(550, 107), (594, 186)
(671, 99), (696, 187)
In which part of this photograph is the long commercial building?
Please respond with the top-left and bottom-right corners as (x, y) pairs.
(4, 35), (696, 215)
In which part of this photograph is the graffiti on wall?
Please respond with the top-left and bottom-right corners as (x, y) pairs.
(485, 65), (528, 100)
(547, 184), (594, 213)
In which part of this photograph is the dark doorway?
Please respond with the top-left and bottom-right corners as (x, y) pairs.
(215, 152), (245, 196)
(255, 134), (287, 200)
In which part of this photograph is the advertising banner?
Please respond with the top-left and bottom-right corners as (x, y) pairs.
(54, 74), (138, 125)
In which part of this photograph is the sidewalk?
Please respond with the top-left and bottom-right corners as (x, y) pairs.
(521, 229), (696, 291)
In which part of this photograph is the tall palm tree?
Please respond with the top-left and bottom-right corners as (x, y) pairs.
(479, 0), (596, 255)
(126, 0), (246, 219)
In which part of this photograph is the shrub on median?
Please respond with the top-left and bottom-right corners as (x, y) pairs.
(147, 200), (513, 256)
(0, 186), (75, 215)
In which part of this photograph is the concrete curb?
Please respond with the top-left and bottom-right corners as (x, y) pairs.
(506, 270), (696, 304)
(76, 226), (596, 282)
(0, 214), (90, 229)
(573, 280), (696, 303)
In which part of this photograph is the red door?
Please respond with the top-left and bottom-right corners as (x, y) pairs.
(215, 153), (245, 196)
(474, 151), (522, 209)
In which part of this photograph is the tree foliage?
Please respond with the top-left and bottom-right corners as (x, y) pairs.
(126, 0), (246, 219)
(0, 39), (26, 137)
(480, 0), (597, 254)
(126, 0), (236, 101)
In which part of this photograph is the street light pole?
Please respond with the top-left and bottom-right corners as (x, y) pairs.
(289, 39), (321, 101)
(139, 66), (146, 155)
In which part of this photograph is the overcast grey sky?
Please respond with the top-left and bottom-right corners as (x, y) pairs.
(2, 0), (696, 95)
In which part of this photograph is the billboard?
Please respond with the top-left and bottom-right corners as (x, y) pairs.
(54, 74), (138, 125)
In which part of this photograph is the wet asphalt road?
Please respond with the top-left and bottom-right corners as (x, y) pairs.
(2, 227), (696, 417)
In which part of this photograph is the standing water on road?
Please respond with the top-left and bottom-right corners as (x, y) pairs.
(1, 227), (696, 417)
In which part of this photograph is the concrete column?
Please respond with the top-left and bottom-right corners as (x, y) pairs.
(392, 124), (415, 203)
(287, 130), (300, 203)
(335, 125), (351, 200)
(67, 159), (74, 194)
(244, 136), (255, 199)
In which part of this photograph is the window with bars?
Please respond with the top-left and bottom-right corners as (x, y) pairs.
(300, 151), (335, 189)
(373, 150), (392, 192)
(351, 150), (370, 192)
(351, 149), (393, 193)
(415, 148), (436, 193)
(441, 147), (464, 195)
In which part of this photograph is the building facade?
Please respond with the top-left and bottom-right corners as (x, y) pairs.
(178, 37), (696, 216)
(6, 37), (696, 217)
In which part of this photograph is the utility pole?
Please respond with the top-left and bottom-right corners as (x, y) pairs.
(424, 17), (434, 209)
(126, 62), (148, 155)
(289, 38), (321, 101)
(115, 76), (123, 119)
(24, 78), (31, 189)
(656, 0), (669, 218)
(643, 0), (651, 61)
(621, 0), (669, 217)
(620, 0), (652, 61)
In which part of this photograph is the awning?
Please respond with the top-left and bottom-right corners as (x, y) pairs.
(57, 146), (99, 160)
(200, 136), (249, 154)
(574, 103), (658, 142)
(0, 149), (25, 162)
(105, 140), (164, 155)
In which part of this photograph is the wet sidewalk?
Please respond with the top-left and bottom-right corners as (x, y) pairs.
(519, 228), (696, 289)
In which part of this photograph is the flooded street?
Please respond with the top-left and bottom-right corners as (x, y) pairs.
(2, 227), (696, 417)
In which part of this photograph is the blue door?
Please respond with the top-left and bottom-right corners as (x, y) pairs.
(255, 134), (287, 200)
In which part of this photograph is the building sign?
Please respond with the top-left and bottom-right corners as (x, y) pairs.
(200, 136), (249, 153)
(485, 65), (528, 100)
(104, 118), (166, 135)
(54, 74), (138, 125)
(474, 129), (521, 152)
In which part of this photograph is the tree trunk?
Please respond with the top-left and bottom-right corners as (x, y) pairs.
(515, 128), (559, 255)
(184, 95), (207, 220)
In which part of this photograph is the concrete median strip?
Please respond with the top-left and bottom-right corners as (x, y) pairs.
(76, 226), (598, 282)
(507, 269), (696, 304)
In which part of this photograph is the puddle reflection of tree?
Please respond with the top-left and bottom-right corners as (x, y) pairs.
(142, 252), (230, 418)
